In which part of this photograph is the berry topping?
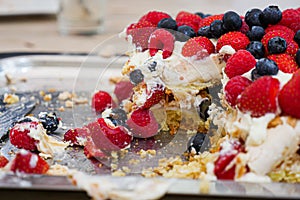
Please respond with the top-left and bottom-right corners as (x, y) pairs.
(245, 8), (265, 27)
(246, 41), (265, 59)
(255, 58), (279, 76)
(129, 69), (144, 85)
(113, 80), (134, 103)
(38, 112), (60, 133)
(222, 11), (242, 31)
(209, 20), (225, 38)
(141, 84), (165, 109)
(10, 150), (49, 174)
(224, 76), (252, 107)
(261, 5), (282, 25)
(246, 26), (265, 41)
(175, 11), (202, 33)
(127, 108), (159, 138)
(265, 25), (295, 36)
(148, 29), (175, 59)
(181, 36), (215, 59)
(176, 25), (196, 42)
(216, 31), (250, 52)
(197, 26), (212, 38)
(267, 53), (298, 73)
(91, 90), (114, 113)
(89, 119), (133, 152)
(278, 69), (300, 119)
(138, 11), (171, 26)
(0, 156), (9, 168)
(225, 50), (256, 79)
(157, 18), (177, 30)
(214, 139), (244, 180)
(9, 121), (41, 151)
(187, 132), (207, 155)
(237, 76), (280, 117)
(267, 36), (287, 54)
(279, 8), (300, 32)
(64, 127), (89, 146)
(198, 14), (224, 29)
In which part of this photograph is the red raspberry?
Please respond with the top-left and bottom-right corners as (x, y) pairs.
(279, 9), (300, 32)
(148, 29), (175, 59)
(239, 20), (249, 34)
(10, 150), (49, 174)
(127, 108), (159, 138)
(216, 31), (250, 52)
(91, 90), (115, 113)
(140, 84), (165, 109)
(176, 11), (202, 32)
(279, 69), (300, 118)
(0, 156), (9, 168)
(224, 50), (256, 79)
(138, 11), (171, 26)
(237, 76), (280, 118)
(9, 121), (42, 151)
(64, 127), (89, 146)
(214, 139), (244, 180)
(198, 14), (224, 28)
(224, 76), (252, 107)
(181, 36), (215, 59)
(267, 53), (298, 74)
(113, 80), (134, 103)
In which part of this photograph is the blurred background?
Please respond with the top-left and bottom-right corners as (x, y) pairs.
(0, 0), (299, 54)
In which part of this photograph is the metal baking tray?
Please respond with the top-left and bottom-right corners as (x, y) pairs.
(0, 54), (300, 200)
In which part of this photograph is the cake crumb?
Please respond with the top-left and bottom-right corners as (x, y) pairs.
(112, 169), (126, 177)
(73, 97), (88, 104)
(39, 90), (45, 97)
(58, 91), (72, 101)
(43, 94), (52, 101)
(5, 73), (13, 85)
(58, 106), (65, 112)
(3, 93), (19, 104)
(129, 159), (140, 165)
(65, 100), (73, 108)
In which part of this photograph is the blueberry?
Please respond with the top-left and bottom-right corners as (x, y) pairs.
(38, 112), (60, 133)
(246, 26), (265, 41)
(222, 11), (242, 31)
(296, 49), (300, 66)
(203, 14), (212, 18)
(195, 12), (205, 18)
(245, 8), (265, 27)
(187, 132), (207, 155)
(129, 69), (144, 85)
(261, 5), (282, 25)
(16, 116), (35, 124)
(197, 26), (212, 38)
(108, 108), (127, 126)
(251, 68), (262, 81)
(209, 20), (225, 38)
(147, 61), (157, 72)
(294, 30), (300, 46)
(255, 58), (279, 76)
(198, 98), (211, 121)
(246, 41), (265, 59)
(176, 25), (196, 42)
(157, 18), (177, 31)
(267, 36), (287, 54)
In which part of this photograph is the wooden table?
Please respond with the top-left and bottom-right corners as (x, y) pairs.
(0, 0), (298, 54)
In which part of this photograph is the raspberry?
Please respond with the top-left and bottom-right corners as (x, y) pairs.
(267, 53), (298, 73)
(91, 90), (115, 113)
(216, 31), (250, 52)
(198, 14), (224, 28)
(0, 156), (9, 168)
(138, 11), (171, 26)
(225, 50), (256, 79)
(140, 84), (165, 109)
(181, 36), (215, 59)
(10, 150), (49, 174)
(113, 80), (134, 103)
(279, 69), (300, 118)
(237, 76), (280, 117)
(64, 127), (89, 146)
(279, 9), (300, 32)
(127, 108), (159, 138)
(224, 76), (252, 107)
(148, 29), (175, 59)
(176, 11), (202, 32)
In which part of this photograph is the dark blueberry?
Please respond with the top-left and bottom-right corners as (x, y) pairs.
(294, 30), (300, 46)
(197, 26), (212, 38)
(187, 132), (206, 155)
(108, 108), (127, 126)
(129, 69), (144, 85)
(203, 14), (212, 18)
(209, 20), (225, 38)
(195, 12), (205, 18)
(267, 36), (287, 54)
(16, 116), (34, 124)
(157, 18), (177, 31)
(246, 41), (265, 59)
(176, 25), (196, 42)
(198, 98), (211, 121)
(296, 49), (300, 66)
(251, 68), (262, 81)
(261, 5), (282, 25)
(246, 26), (265, 41)
(148, 61), (157, 72)
(245, 8), (265, 27)
(255, 58), (279, 76)
(38, 112), (60, 133)
(222, 11), (242, 31)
